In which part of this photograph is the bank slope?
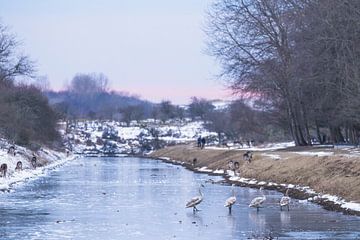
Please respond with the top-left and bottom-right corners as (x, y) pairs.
(150, 144), (360, 215)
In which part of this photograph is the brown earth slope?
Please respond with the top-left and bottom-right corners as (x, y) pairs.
(150, 144), (360, 203)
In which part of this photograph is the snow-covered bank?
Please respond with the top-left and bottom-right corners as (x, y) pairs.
(0, 141), (77, 191)
(226, 174), (360, 214)
(157, 154), (360, 215)
(150, 145), (360, 216)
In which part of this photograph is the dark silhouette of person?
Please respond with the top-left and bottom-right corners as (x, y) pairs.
(201, 137), (206, 149)
(197, 136), (202, 148)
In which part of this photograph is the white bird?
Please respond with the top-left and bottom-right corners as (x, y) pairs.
(224, 185), (237, 214)
(280, 189), (291, 211)
(249, 187), (266, 211)
(186, 184), (204, 213)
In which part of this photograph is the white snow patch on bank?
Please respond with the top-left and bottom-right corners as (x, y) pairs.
(213, 169), (225, 174)
(224, 169), (360, 213)
(341, 202), (360, 212)
(207, 141), (295, 152)
(197, 167), (213, 173)
(294, 151), (333, 157)
(261, 153), (281, 160)
(0, 139), (78, 191)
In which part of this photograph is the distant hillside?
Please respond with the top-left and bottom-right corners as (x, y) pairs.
(45, 90), (154, 120)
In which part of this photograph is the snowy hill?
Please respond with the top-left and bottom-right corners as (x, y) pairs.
(63, 119), (218, 156)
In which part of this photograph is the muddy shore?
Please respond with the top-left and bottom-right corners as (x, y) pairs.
(149, 143), (360, 216)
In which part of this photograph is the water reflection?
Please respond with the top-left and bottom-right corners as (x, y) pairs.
(280, 211), (291, 226)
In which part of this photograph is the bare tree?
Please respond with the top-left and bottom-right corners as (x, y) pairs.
(188, 97), (215, 120)
(119, 105), (145, 126)
(158, 100), (176, 122)
(68, 72), (109, 95)
(204, 109), (230, 145)
(206, 0), (310, 145)
(0, 22), (34, 83)
(206, 0), (360, 145)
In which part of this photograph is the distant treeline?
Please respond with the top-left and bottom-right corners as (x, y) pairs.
(49, 76), (289, 143)
(206, 0), (360, 146)
(45, 72), (157, 122)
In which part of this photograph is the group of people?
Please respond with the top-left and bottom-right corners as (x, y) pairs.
(197, 136), (206, 149)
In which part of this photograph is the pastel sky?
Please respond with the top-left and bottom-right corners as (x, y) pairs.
(0, 0), (230, 104)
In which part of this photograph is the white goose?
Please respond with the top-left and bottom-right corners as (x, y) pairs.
(249, 187), (266, 211)
(186, 184), (204, 213)
(224, 184), (237, 214)
(280, 189), (291, 211)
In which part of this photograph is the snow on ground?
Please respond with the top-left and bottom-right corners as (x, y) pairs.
(294, 151), (334, 157)
(226, 170), (360, 214)
(66, 118), (297, 156)
(206, 141), (295, 152)
(261, 153), (281, 160)
(67, 119), (218, 155)
(0, 140), (77, 191)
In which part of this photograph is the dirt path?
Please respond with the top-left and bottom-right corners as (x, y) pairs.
(150, 144), (360, 205)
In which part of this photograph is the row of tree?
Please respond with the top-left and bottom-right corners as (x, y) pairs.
(206, 0), (360, 145)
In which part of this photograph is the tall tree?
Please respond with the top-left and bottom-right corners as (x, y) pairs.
(188, 97), (215, 120)
(0, 22), (34, 85)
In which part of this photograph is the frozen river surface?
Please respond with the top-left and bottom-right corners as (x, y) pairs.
(0, 157), (359, 240)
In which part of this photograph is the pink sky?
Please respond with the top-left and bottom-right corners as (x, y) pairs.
(0, 0), (230, 104)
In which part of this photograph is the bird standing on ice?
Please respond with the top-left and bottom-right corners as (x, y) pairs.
(249, 187), (266, 211)
(280, 189), (291, 211)
(224, 184), (237, 214)
(186, 184), (204, 213)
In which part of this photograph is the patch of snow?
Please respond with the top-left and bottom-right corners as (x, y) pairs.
(342, 202), (360, 212)
(294, 151), (333, 157)
(248, 179), (257, 184)
(213, 169), (224, 174)
(229, 176), (241, 181)
(261, 153), (281, 160)
(197, 167), (213, 173)
(0, 147), (77, 191)
(208, 141), (295, 152)
(226, 170), (235, 177)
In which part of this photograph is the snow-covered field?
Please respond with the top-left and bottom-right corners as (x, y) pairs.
(64, 119), (296, 156)
(64, 119), (219, 155)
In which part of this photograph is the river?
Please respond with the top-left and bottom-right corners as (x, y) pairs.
(0, 157), (359, 239)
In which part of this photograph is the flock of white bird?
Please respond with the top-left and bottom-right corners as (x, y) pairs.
(186, 184), (291, 213)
